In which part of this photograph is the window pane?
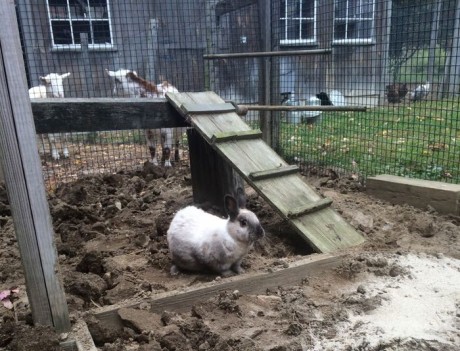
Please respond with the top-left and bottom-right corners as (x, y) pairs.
(51, 21), (72, 44)
(72, 21), (91, 44)
(334, 22), (347, 39)
(360, 0), (374, 18)
(348, 0), (360, 18)
(301, 20), (314, 39)
(348, 22), (358, 38)
(89, 0), (108, 19)
(69, 0), (88, 18)
(348, 0), (373, 19)
(89, 0), (107, 5)
(286, 0), (300, 18)
(92, 21), (111, 44)
(49, 6), (68, 19)
(280, 0), (286, 18)
(49, 0), (68, 6)
(301, 0), (315, 18)
(335, 0), (347, 18)
(287, 19), (300, 40)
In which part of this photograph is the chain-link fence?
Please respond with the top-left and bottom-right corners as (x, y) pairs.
(14, 0), (460, 188)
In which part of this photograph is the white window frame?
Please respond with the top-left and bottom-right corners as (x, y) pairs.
(280, 0), (317, 46)
(46, 0), (114, 50)
(333, 0), (375, 45)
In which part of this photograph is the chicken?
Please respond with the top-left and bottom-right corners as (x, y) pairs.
(410, 82), (430, 102)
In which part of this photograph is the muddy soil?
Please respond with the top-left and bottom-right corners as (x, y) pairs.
(0, 164), (459, 350)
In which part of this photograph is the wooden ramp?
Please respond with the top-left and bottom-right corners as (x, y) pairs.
(166, 91), (365, 253)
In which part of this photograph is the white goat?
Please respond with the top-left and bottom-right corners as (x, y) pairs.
(29, 73), (71, 160)
(105, 69), (181, 167)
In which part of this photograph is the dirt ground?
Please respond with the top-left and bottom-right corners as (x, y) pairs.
(0, 162), (459, 350)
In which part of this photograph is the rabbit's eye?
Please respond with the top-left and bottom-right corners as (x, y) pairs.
(240, 219), (248, 227)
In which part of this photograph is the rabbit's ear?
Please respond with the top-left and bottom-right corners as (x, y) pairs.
(235, 187), (246, 209)
(224, 195), (239, 220)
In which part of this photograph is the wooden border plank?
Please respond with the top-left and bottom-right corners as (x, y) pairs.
(93, 253), (344, 330)
(60, 320), (98, 351)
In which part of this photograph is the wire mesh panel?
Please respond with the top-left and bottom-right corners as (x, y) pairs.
(13, 0), (460, 188)
(16, 0), (205, 189)
(207, 0), (460, 184)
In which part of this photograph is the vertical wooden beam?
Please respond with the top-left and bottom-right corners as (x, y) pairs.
(205, 0), (220, 91)
(80, 33), (95, 98)
(376, 0), (392, 104)
(447, 0), (460, 96)
(187, 129), (243, 213)
(428, 0), (442, 88)
(258, 0), (272, 147)
(146, 18), (159, 82)
(0, 0), (70, 332)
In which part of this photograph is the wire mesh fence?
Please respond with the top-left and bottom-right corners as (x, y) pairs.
(13, 0), (460, 188)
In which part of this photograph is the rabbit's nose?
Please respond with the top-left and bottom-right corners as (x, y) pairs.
(256, 225), (265, 238)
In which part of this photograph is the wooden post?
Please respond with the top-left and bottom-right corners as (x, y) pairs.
(376, 0), (392, 104)
(269, 0), (281, 153)
(187, 128), (243, 213)
(258, 0), (272, 146)
(146, 19), (159, 82)
(428, 0), (442, 88)
(204, 0), (219, 91)
(447, 0), (460, 96)
(0, 0), (70, 332)
(80, 33), (95, 98)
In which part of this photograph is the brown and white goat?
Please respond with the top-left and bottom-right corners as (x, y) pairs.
(29, 72), (71, 160)
(105, 69), (181, 167)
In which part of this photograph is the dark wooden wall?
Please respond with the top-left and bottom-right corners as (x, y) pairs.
(16, 0), (206, 98)
(16, 0), (390, 103)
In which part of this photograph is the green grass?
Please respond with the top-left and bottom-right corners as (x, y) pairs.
(278, 99), (460, 183)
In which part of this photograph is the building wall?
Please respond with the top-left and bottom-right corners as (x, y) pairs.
(16, 0), (206, 98)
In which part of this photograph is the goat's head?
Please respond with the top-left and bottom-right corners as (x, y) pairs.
(157, 81), (179, 97)
(39, 72), (71, 98)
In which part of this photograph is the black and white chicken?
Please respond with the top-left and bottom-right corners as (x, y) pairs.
(316, 90), (345, 106)
(410, 81), (430, 102)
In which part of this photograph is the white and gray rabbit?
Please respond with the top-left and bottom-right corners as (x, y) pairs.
(166, 188), (265, 276)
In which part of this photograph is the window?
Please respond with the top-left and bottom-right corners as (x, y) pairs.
(280, 0), (317, 45)
(333, 0), (374, 44)
(46, 0), (113, 49)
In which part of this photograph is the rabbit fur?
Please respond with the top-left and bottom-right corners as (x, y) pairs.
(167, 189), (265, 276)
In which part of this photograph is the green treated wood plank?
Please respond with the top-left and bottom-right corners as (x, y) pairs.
(287, 198), (333, 218)
(181, 102), (236, 114)
(249, 165), (299, 181)
(291, 209), (365, 252)
(167, 92), (251, 140)
(212, 129), (262, 143)
(216, 140), (290, 176)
